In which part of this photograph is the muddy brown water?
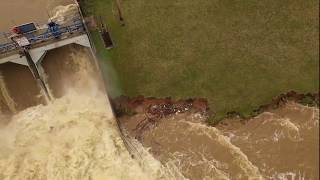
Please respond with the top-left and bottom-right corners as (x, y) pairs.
(0, 43), (101, 113)
(0, 0), (319, 179)
(0, 0), (73, 32)
(0, 0), (87, 112)
(0, 3), (179, 179)
(0, 62), (45, 111)
(121, 103), (319, 179)
(41, 44), (103, 98)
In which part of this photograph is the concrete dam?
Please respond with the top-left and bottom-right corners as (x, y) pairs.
(0, 1), (318, 179)
(0, 3), (104, 114)
(0, 1), (183, 179)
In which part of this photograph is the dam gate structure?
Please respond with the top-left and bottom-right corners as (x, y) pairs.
(0, 4), (99, 113)
(0, 3), (149, 165)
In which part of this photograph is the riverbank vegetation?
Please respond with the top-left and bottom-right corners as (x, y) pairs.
(82, 0), (319, 124)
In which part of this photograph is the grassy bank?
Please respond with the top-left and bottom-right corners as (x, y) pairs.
(83, 0), (319, 123)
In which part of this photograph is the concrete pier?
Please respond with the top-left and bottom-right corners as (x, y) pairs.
(0, 5), (94, 113)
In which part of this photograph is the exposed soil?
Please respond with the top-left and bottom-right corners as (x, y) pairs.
(112, 91), (319, 128)
(112, 96), (208, 140)
(111, 91), (319, 141)
(112, 96), (209, 116)
(115, 95), (319, 179)
(227, 91), (319, 120)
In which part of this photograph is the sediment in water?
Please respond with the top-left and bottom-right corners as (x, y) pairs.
(0, 91), (180, 180)
(0, 72), (16, 114)
(0, 44), (182, 180)
(119, 101), (319, 179)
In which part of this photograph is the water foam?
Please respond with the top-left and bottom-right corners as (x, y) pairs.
(0, 72), (17, 113)
(50, 4), (79, 24)
(0, 91), (175, 180)
(183, 121), (264, 180)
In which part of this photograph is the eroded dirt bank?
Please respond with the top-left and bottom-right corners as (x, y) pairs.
(0, 33), (178, 180)
(112, 91), (319, 124)
(115, 95), (319, 179)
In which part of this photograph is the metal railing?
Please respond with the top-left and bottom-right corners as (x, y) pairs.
(0, 9), (85, 55)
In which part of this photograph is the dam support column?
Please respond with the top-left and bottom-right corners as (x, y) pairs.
(23, 49), (52, 103)
(35, 52), (54, 100)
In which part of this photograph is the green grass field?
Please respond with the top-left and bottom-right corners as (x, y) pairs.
(83, 0), (319, 123)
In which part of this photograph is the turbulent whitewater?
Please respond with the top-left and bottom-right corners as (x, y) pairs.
(0, 1), (318, 179)
(0, 89), (179, 180)
(121, 102), (319, 179)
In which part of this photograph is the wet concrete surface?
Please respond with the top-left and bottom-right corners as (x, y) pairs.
(0, 0), (83, 114)
(42, 43), (105, 98)
(0, 62), (45, 112)
(0, 0), (319, 179)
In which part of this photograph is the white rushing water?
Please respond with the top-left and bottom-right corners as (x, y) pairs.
(0, 72), (17, 113)
(0, 27), (181, 179)
(0, 89), (180, 180)
(0, 1), (318, 179)
(123, 104), (319, 179)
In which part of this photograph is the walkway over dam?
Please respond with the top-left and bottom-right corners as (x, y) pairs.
(0, 4), (103, 114)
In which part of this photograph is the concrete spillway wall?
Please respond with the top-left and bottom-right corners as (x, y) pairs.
(0, 62), (45, 112)
(0, 31), (103, 114)
(0, 4), (115, 126)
